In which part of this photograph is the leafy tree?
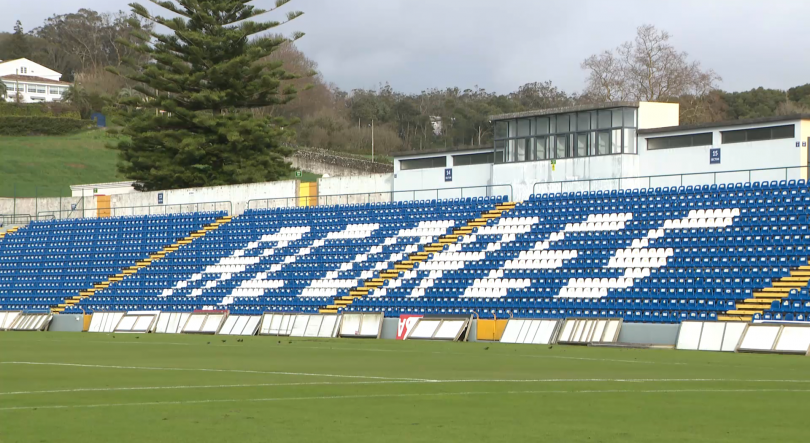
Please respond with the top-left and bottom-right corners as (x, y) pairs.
(9, 21), (30, 59)
(62, 83), (92, 118)
(0, 81), (7, 100)
(108, 0), (305, 191)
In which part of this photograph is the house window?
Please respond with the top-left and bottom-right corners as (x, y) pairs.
(20, 67), (27, 74)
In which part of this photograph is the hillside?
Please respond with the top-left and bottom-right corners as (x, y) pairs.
(0, 131), (319, 198)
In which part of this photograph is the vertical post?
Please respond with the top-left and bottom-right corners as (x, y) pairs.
(371, 119), (375, 163)
(35, 187), (38, 221)
(82, 189), (85, 219)
(12, 183), (16, 221)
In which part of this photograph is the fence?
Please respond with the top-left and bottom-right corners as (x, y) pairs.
(37, 200), (233, 220)
(246, 184), (514, 211)
(531, 166), (808, 196)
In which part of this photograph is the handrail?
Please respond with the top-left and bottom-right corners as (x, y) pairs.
(532, 165), (808, 195)
(37, 200), (233, 220)
(0, 214), (32, 225)
(246, 184), (514, 210)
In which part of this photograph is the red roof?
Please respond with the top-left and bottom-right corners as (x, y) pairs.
(0, 74), (70, 85)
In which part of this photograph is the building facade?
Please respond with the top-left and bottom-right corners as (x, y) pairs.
(392, 101), (810, 201)
(0, 58), (70, 103)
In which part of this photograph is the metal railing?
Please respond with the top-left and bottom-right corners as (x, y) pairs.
(0, 214), (32, 225)
(531, 166), (808, 195)
(246, 184), (514, 211)
(37, 200), (233, 220)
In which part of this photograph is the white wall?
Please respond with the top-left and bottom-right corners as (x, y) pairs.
(393, 150), (498, 201)
(492, 155), (640, 201)
(0, 195), (98, 220)
(638, 102), (680, 129)
(318, 173), (393, 205)
(111, 180), (298, 216)
(0, 59), (61, 80)
(639, 120), (805, 188)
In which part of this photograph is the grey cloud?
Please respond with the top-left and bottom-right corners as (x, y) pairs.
(2, 0), (809, 94)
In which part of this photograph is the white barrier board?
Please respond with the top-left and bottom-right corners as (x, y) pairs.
(11, 313), (52, 331)
(406, 317), (470, 341)
(557, 319), (622, 344)
(182, 312), (226, 334)
(219, 315), (260, 336)
(499, 319), (561, 345)
(114, 311), (160, 333)
(88, 312), (125, 333)
(154, 313), (191, 334)
(738, 325), (781, 352)
(676, 321), (747, 353)
(339, 313), (383, 338)
(0, 312), (21, 330)
(773, 327), (810, 354)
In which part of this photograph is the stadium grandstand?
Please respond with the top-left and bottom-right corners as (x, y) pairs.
(2, 101), (810, 354)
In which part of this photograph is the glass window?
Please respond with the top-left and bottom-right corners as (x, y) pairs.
(495, 141), (507, 163)
(556, 135), (567, 159)
(508, 120), (517, 138)
(536, 117), (549, 135)
(517, 119), (531, 137)
(577, 113), (590, 132)
(536, 136), (548, 160)
(516, 138), (529, 161)
(647, 132), (713, 150)
(556, 114), (570, 133)
(623, 108), (637, 127)
(612, 109), (623, 127)
(597, 132), (610, 155)
(453, 153), (494, 166)
(611, 129), (622, 154)
(623, 128), (637, 154)
(400, 156), (447, 170)
(567, 134), (576, 158)
(576, 133), (588, 157)
(549, 116), (556, 134)
(772, 125), (795, 139)
(494, 121), (508, 139)
(721, 125), (795, 144)
(598, 110), (612, 129)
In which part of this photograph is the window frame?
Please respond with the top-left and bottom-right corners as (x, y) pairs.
(399, 156), (447, 171)
(720, 125), (795, 144)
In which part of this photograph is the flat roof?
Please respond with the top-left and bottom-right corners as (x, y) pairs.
(639, 114), (810, 136)
(70, 181), (136, 190)
(490, 101), (640, 121)
(392, 146), (493, 158)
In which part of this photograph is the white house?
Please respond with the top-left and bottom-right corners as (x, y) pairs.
(0, 58), (70, 103)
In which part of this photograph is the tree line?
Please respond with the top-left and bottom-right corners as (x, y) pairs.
(2, 16), (809, 157)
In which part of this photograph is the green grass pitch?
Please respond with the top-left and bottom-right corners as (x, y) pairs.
(1, 332), (808, 443)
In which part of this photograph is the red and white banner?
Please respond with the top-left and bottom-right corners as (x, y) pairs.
(396, 314), (423, 340)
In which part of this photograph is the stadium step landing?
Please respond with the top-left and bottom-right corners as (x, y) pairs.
(0, 226), (20, 240)
(50, 216), (234, 313)
(719, 264), (810, 322)
(319, 202), (517, 314)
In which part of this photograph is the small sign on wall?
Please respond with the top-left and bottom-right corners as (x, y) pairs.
(444, 168), (453, 182)
(710, 148), (721, 165)
(157, 192), (164, 205)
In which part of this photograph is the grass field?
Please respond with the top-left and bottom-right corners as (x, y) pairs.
(0, 131), (320, 198)
(1, 333), (808, 442)
(0, 131), (122, 198)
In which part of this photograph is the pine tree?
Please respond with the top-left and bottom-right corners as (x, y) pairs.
(108, 0), (306, 191)
(10, 21), (30, 59)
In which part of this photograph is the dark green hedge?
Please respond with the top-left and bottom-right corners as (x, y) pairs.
(0, 116), (92, 136)
(0, 102), (81, 119)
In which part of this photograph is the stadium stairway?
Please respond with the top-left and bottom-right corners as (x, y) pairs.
(720, 264), (810, 321)
(319, 201), (518, 314)
(0, 226), (20, 241)
(51, 215), (234, 313)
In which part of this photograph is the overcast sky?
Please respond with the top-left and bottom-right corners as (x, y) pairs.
(2, 0), (809, 95)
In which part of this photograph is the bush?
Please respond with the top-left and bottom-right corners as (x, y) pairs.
(0, 102), (81, 119)
(0, 116), (92, 136)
